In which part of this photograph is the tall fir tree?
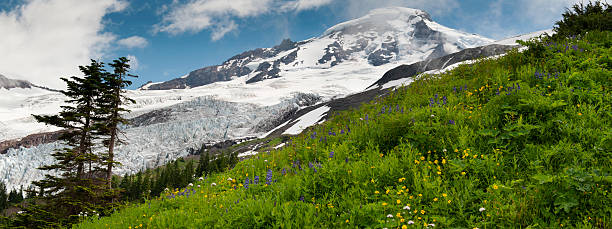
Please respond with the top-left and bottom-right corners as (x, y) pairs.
(23, 60), (113, 227)
(96, 57), (136, 189)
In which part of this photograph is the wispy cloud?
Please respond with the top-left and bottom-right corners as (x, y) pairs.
(0, 0), (128, 89)
(117, 36), (149, 49)
(339, 0), (459, 19)
(155, 0), (333, 40)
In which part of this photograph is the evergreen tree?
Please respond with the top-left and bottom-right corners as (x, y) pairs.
(183, 160), (194, 185)
(29, 60), (109, 226)
(8, 189), (22, 204)
(97, 57), (136, 189)
(554, 1), (612, 38)
(0, 182), (7, 210)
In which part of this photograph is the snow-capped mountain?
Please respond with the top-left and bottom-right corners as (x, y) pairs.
(0, 7), (515, 192)
(142, 7), (492, 90)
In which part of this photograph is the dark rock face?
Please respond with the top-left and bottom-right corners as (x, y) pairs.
(0, 130), (65, 154)
(147, 39), (300, 90)
(129, 109), (173, 127)
(0, 74), (33, 89)
(371, 44), (517, 88)
(318, 42), (348, 67)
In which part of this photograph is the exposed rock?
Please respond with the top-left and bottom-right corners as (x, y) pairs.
(0, 74), (33, 89)
(0, 130), (65, 154)
(371, 44), (517, 87)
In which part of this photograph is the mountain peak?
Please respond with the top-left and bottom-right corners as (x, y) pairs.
(323, 7), (432, 36)
(0, 74), (33, 89)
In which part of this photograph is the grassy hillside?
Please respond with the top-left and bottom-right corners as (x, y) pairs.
(75, 32), (611, 228)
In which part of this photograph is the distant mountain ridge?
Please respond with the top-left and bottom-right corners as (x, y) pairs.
(142, 7), (493, 90)
(0, 74), (33, 89)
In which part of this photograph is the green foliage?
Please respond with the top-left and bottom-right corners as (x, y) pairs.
(76, 32), (611, 228)
(553, 1), (612, 38)
(0, 182), (6, 211)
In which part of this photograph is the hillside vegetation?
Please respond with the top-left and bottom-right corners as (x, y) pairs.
(70, 30), (612, 228)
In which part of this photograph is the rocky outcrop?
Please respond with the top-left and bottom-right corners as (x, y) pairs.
(0, 74), (33, 89)
(0, 130), (65, 154)
(371, 44), (516, 87)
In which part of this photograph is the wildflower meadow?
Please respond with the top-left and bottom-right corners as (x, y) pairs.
(73, 31), (611, 228)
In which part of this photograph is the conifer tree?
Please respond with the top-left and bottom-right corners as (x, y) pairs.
(0, 182), (7, 210)
(27, 60), (110, 226)
(97, 57), (136, 189)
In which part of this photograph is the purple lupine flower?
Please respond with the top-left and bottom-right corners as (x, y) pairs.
(266, 169), (273, 185)
(308, 162), (314, 169)
(329, 151), (334, 158)
(442, 96), (447, 105)
(299, 196), (305, 202)
(389, 107), (392, 114)
(453, 86), (457, 93)
(365, 114), (369, 120)
(244, 178), (249, 189)
(281, 168), (286, 176)
(254, 176), (259, 184)
(340, 129), (344, 134)
(429, 98), (434, 107)
(345, 157), (349, 163)
(449, 120), (455, 125)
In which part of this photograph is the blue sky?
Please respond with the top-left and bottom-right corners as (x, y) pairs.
(0, 0), (581, 89)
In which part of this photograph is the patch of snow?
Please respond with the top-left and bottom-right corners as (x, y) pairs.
(273, 143), (285, 149)
(238, 150), (258, 158)
(283, 106), (330, 135)
(492, 29), (553, 46)
(259, 120), (290, 139)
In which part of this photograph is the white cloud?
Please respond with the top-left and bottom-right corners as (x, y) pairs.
(117, 36), (149, 49)
(155, 0), (333, 40)
(0, 0), (127, 89)
(518, 0), (581, 27)
(341, 0), (460, 19)
(126, 55), (140, 70)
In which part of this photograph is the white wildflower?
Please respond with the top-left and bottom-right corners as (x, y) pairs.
(386, 214), (393, 218)
(198, 177), (204, 181)
(428, 223), (435, 227)
(227, 177), (233, 181)
(188, 183), (193, 187)
(403, 205), (411, 210)
(479, 207), (485, 212)
(408, 220), (414, 225)
(431, 114), (435, 117)
(197, 185), (201, 188)
(211, 182), (217, 186)
(443, 148), (447, 152)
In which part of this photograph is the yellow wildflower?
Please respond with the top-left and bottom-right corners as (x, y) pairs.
(442, 193), (447, 197)
(421, 210), (425, 214)
(402, 225), (408, 229)
(493, 184), (499, 190)
(397, 199), (401, 204)
(434, 198), (438, 202)
(448, 200), (452, 204)
(375, 191), (380, 194)
(346, 219), (349, 223)
(382, 202), (388, 206)
(420, 156), (425, 161)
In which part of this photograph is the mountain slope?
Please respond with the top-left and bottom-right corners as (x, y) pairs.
(75, 30), (611, 229)
(143, 7), (492, 90)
